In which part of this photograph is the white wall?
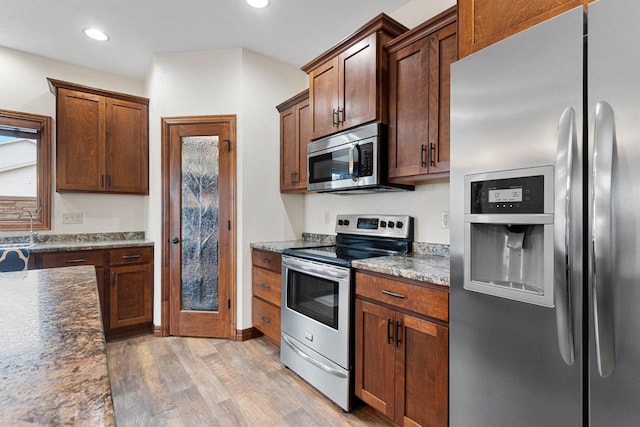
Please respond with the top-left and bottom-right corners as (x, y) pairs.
(391, 0), (455, 29)
(144, 48), (307, 328)
(303, 0), (456, 245)
(0, 46), (147, 235)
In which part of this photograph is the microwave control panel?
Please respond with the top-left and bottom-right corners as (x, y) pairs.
(358, 142), (374, 177)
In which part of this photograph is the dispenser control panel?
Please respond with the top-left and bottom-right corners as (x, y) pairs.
(471, 175), (545, 214)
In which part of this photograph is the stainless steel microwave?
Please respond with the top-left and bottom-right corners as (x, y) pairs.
(306, 123), (414, 194)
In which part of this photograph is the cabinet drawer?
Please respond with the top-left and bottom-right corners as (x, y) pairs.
(252, 266), (281, 307)
(40, 250), (105, 268)
(252, 296), (281, 345)
(252, 249), (282, 273)
(109, 246), (153, 266)
(355, 271), (449, 322)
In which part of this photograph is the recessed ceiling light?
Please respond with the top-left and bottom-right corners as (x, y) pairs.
(246, 0), (269, 8)
(83, 28), (109, 42)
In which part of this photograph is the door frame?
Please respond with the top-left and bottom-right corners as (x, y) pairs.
(160, 115), (237, 338)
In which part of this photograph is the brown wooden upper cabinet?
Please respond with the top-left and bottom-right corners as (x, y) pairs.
(458, 0), (592, 58)
(386, 6), (457, 182)
(301, 14), (408, 140)
(276, 90), (310, 192)
(48, 78), (149, 195)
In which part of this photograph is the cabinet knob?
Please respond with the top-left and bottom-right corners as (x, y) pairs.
(170, 237), (180, 244)
(260, 283), (270, 289)
(261, 316), (270, 324)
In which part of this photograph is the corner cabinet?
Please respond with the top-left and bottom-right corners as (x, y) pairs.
(458, 0), (592, 58)
(386, 7), (457, 182)
(251, 249), (282, 345)
(47, 78), (149, 195)
(301, 14), (408, 140)
(32, 245), (154, 340)
(355, 270), (449, 427)
(277, 90), (310, 192)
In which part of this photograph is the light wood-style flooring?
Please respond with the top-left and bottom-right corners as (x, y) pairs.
(106, 334), (392, 426)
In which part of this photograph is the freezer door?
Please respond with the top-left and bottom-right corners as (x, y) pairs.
(588, 0), (640, 425)
(450, 7), (584, 427)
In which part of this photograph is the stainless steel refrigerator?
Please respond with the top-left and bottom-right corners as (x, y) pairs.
(450, 1), (640, 425)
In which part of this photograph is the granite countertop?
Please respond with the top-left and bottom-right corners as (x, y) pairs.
(28, 239), (154, 253)
(250, 239), (334, 253)
(352, 253), (450, 287)
(0, 266), (115, 426)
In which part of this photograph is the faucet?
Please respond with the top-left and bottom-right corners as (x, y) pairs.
(22, 207), (41, 244)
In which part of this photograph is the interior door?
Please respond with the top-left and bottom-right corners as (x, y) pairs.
(164, 116), (236, 338)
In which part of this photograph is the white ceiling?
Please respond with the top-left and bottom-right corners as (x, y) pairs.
(0, 0), (409, 80)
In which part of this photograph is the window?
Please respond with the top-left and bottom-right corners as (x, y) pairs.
(0, 109), (51, 231)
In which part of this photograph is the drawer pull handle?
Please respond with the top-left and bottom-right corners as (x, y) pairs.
(65, 259), (86, 264)
(262, 258), (271, 263)
(382, 290), (405, 299)
(261, 316), (270, 323)
(260, 283), (270, 289)
(122, 254), (141, 259)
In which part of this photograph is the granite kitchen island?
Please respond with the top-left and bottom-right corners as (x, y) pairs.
(0, 265), (115, 425)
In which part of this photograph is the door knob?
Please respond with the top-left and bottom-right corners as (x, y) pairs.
(170, 237), (180, 244)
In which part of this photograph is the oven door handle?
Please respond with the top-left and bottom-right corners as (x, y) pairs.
(282, 335), (347, 379)
(284, 258), (349, 279)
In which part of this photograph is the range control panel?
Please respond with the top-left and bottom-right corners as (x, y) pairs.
(335, 214), (414, 239)
(471, 175), (545, 214)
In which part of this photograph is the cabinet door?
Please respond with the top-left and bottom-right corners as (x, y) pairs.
(388, 37), (430, 179)
(309, 57), (340, 139)
(105, 98), (149, 194)
(280, 105), (297, 191)
(56, 88), (105, 192)
(355, 299), (396, 419)
(395, 314), (448, 427)
(427, 22), (456, 175)
(109, 263), (153, 329)
(295, 99), (311, 190)
(339, 33), (378, 131)
(458, 0), (590, 58)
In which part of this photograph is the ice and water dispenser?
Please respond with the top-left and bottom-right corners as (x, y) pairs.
(464, 166), (555, 307)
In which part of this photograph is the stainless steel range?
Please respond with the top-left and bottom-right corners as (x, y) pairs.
(281, 214), (414, 411)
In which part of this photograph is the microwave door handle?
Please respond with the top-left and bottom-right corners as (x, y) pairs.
(348, 144), (355, 180)
(348, 143), (360, 182)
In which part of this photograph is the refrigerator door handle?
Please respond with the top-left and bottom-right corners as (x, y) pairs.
(592, 101), (616, 377)
(554, 106), (576, 366)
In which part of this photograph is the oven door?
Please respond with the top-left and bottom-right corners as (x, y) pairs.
(307, 140), (377, 192)
(281, 255), (351, 368)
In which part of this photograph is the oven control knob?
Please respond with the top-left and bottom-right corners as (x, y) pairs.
(388, 222), (395, 228)
(396, 221), (404, 229)
(338, 219), (344, 226)
(380, 221), (387, 228)
(344, 219), (350, 226)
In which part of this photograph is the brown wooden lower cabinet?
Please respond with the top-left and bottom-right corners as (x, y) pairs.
(32, 245), (154, 340)
(251, 248), (282, 345)
(355, 270), (449, 427)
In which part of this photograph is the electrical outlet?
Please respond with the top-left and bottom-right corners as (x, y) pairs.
(324, 211), (331, 225)
(62, 212), (83, 224)
(441, 211), (450, 229)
